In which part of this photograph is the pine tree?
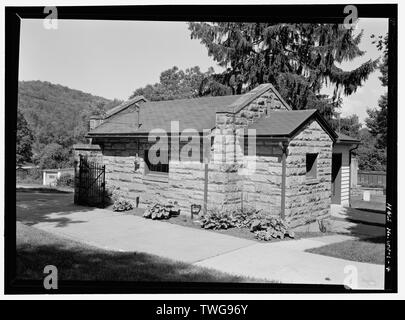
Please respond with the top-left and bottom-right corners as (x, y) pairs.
(366, 33), (388, 148)
(188, 22), (378, 120)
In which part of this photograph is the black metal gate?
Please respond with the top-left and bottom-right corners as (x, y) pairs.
(74, 155), (106, 208)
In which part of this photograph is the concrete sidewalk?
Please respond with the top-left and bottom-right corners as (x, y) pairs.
(30, 208), (256, 263)
(195, 237), (384, 289)
(26, 208), (384, 289)
(18, 186), (384, 290)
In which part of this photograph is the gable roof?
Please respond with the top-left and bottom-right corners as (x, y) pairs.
(220, 83), (291, 113)
(88, 84), (358, 144)
(245, 109), (338, 141)
(104, 95), (147, 119)
(89, 94), (242, 136)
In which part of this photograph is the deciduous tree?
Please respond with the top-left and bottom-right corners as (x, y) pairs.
(16, 109), (34, 165)
(130, 66), (221, 101)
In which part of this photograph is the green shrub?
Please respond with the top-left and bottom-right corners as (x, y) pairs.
(143, 200), (180, 220)
(199, 207), (295, 241)
(112, 198), (134, 212)
(199, 208), (238, 230)
(249, 216), (294, 241)
(104, 185), (123, 205)
(56, 173), (74, 187)
(232, 207), (259, 228)
(16, 167), (42, 184)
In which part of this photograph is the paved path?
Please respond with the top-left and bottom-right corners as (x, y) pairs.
(195, 237), (384, 289)
(19, 206), (256, 263)
(17, 190), (384, 289)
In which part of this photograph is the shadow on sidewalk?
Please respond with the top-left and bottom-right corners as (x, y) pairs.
(17, 189), (97, 228)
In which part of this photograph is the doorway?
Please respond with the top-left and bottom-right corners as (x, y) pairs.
(331, 153), (342, 204)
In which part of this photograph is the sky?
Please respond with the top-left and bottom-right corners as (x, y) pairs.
(19, 18), (388, 124)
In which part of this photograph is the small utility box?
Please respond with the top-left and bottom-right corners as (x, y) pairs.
(363, 190), (371, 202)
(42, 168), (74, 186)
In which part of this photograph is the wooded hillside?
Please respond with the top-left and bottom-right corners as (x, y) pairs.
(18, 80), (121, 156)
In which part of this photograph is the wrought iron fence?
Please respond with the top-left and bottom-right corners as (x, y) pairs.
(74, 155), (106, 207)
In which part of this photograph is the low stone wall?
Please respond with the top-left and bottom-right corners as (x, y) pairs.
(284, 120), (333, 227)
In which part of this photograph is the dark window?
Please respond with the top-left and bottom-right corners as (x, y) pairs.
(306, 153), (318, 179)
(144, 149), (169, 173)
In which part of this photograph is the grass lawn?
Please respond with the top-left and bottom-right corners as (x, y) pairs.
(16, 222), (267, 282)
(305, 236), (385, 265)
(350, 194), (386, 213)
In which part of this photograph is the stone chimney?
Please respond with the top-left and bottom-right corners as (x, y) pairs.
(89, 115), (104, 131)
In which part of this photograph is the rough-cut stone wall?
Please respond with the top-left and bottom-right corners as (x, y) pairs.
(210, 113), (241, 211)
(241, 141), (283, 215)
(166, 137), (214, 213)
(234, 89), (289, 129)
(75, 136), (216, 214)
(210, 86), (290, 211)
(73, 144), (103, 163)
(284, 120), (333, 227)
(167, 161), (235, 213)
(76, 137), (172, 206)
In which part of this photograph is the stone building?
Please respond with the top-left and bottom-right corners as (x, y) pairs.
(74, 84), (359, 227)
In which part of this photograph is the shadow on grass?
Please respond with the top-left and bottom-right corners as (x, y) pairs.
(359, 236), (386, 244)
(333, 220), (386, 238)
(355, 208), (386, 215)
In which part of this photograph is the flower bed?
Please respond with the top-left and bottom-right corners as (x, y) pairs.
(199, 207), (295, 241)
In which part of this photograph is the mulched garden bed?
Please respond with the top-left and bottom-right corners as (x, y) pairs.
(114, 206), (335, 243)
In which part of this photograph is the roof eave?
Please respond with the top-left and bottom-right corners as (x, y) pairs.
(335, 138), (361, 145)
(249, 134), (290, 140)
(103, 96), (147, 119)
(281, 110), (338, 143)
(87, 132), (207, 138)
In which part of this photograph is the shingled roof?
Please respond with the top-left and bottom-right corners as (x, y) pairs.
(245, 109), (338, 141)
(89, 94), (242, 135)
(104, 95), (147, 119)
(336, 132), (361, 143)
(88, 89), (358, 144)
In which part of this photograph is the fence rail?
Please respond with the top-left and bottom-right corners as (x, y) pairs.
(357, 171), (386, 188)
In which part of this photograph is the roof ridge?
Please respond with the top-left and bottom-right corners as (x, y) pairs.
(268, 109), (317, 113)
(104, 95), (147, 119)
(219, 83), (292, 114)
